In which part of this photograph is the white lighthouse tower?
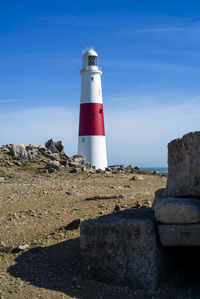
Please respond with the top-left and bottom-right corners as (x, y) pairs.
(78, 48), (107, 170)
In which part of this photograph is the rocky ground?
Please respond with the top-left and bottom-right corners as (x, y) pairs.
(1, 142), (200, 298)
(0, 160), (168, 299)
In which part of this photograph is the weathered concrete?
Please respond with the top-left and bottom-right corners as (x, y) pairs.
(80, 208), (165, 294)
(154, 197), (200, 224)
(152, 188), (165, 210)
(158, 224), (200, 246)
(164, 131), (200, 198)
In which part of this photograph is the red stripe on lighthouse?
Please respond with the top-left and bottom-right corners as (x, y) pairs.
(79, 103), (105, 136)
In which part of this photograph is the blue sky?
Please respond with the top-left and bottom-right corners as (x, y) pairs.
(0, 0), (200, 166)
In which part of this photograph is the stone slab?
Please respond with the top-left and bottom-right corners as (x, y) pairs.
(158, 224), (200, 246)
(80, 208), (165, 294)
(154, 197), (200, 224)
(164, 131), (200, 198)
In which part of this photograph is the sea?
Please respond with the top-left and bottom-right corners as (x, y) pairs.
(140, 167), (168, 174)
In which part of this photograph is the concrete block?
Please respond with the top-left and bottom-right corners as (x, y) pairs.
(154, 197), (200, 224)
(80, 208), (165, 294)
(164, 131), (200, 198)
(158, 224), (200, 246)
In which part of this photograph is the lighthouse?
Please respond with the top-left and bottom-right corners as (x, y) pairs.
(78, 48), (107, 170)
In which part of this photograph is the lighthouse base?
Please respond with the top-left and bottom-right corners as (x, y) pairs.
(78, 136), (107, 170)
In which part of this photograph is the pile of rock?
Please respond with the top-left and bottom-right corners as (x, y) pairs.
(0, 140), (140, 174)
(0, 139), (68, 166)
(153, 131), (200, 246)
(0, 139), (93, 174)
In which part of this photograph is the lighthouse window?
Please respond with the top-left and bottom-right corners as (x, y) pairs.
(82, 137), (85, 143)
(91, 114), (95, 119)
(88, 56), (97, 66)
(91, 77), (94, 81)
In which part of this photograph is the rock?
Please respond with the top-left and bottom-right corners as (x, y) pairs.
(0, 177), (4, 182)
(137, 176), (144, 180)
(164, 131), (200, 198)
(70, 167), (81, 174)
(133, 201), (143, 209)
(114, 204), (121, 211)
(12, 244), (29, 253)
(64, 219), (81, 230)
(45, 161), (61, 172)
(85, 194), (124, 201)
(10, 144), (28, 160)
(130, 175), (143, 181)
(26, 144), (37, 150)
(80, 208), (165, 294)
(45, 139), (66, 154)
(0, 242), (11, 254)
(14, 161), (22, 166)
(38, 144), (47, 152)
(70, 155), (86, 166)
(124, 185), (132, 188)
(88, 168), (96, 174)
(125, 164), (134, 173)
(0, 145), (10, 153)
(48, 168), (58, 173)
(112, 169), (118, 174)
(154, 197), (200, 224)
(18, 244), (29, 250)
(66, 191), (73, 195)
(158, 224), (200, 246)
(60, 160), (69, 167)
(39, 169), (48, 174)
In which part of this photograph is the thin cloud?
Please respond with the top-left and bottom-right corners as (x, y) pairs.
(0, 98), (200, 166)
(103, 58), (200, 73)
(121, 17), (200, 45)
(38, 14), (109, 27)
(0, 107), (78, 156)
(137, 26), (186, 33)
(105, 99), (200, 166)
(0, 98), (25, 104)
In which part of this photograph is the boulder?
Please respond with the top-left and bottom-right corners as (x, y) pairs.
(70, 167), (81, 174)
(27, 148), (40, 161)
(70, 155), (86, 165)
(158, 224), (200, 246)
(164, 131), (200, 198)
(10, 144), (28, 160)
(154, 197), (200, 224)
(0, 145), (10, 153)
(80, 208), (165, 294)
(45, 161), (61, 172)
(45, 139), (66, 154)
(26, 144), (37, 150)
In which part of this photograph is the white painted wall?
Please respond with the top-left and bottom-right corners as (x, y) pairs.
(78, 135), (107, 170)
(80, 71), (102, 104)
